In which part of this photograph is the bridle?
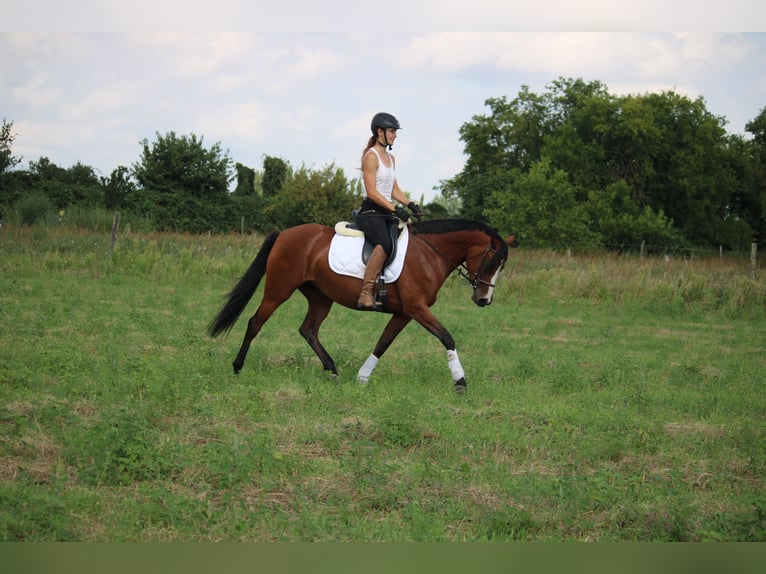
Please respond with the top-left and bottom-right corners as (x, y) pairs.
(411, 228), (500, 290)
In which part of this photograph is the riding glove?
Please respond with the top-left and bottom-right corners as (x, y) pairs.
(407, 202), (424, 220)
(394, 205), (410, 222)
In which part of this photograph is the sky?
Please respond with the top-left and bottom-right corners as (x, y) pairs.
(3, 2), (765, 203)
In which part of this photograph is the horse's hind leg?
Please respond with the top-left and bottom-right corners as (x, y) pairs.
(298, 284), (337, 376)
(232, 297), (283, 374)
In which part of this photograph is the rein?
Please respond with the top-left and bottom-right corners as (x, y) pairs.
(409, 225), (496, 289)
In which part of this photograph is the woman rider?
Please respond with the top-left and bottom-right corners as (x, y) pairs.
(355, 112), (422, 309)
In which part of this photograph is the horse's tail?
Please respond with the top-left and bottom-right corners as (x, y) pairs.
(207, 231), (280, 337)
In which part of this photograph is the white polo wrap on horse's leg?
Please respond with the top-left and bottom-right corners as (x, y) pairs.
(357, 353), (379, 384)
(447, 349), (465, 383)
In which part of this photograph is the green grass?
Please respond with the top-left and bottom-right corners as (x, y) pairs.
(0, 225), (764, 541)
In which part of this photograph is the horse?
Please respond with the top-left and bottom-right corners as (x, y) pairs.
(207, 218), (517, 393)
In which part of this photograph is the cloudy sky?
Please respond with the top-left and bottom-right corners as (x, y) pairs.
(3, 2), (765, 202)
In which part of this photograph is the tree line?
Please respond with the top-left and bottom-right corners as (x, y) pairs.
(441, 77), (766, 252)
(0, 128), (373, 234)
(2, 76), (765, 252)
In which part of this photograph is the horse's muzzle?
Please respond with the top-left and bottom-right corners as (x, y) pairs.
(473, 295), (492, 307)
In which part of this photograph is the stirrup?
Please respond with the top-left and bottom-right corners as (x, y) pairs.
(357, 280), (385, 311)
(375, 277), (388, 308)
(358, 299), (382, 311)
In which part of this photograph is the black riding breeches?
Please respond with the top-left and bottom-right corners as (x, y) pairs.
(356, 199), (395, 256)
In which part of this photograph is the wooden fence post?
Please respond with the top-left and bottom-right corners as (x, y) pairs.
(110, 211), (121, 260)
(750, 241), (758, 280)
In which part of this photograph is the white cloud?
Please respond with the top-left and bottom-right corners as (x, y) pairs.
(392, 33), (687, 78)
(676, 33), (752, 67)
(130, 33), (257, 79)
(389, 33), (759, 93)
(60, 83), (138, 122)
(391, 33), (632, 75)
(191, 100), (272, 143)
(8, 74), (62, 110)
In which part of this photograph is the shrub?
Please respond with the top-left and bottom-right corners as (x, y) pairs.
(12, 192), (53, 225)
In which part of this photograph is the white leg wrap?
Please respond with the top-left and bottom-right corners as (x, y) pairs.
(447, 349), (465, 382)
(357, 354), (379, 384)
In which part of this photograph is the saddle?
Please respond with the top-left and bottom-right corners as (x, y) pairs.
(333, 211), (404, 267)
(331, 213), (406, 311)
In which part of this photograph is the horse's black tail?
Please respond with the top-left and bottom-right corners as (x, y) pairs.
(207, 231), (280, 338)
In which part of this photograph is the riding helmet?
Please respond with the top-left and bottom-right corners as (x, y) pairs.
(371, 112), (401, 134)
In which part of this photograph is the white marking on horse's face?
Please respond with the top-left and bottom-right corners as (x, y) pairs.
(473, 266), (501, 307)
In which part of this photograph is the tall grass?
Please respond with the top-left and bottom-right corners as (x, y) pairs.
(4, 205), (156, 234)
(1, 224), (764, 541)
(501, 248), (765, 317)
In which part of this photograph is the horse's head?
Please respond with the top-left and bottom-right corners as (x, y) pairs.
(466, 233), (517, 307)
(410, 220), (519, 308)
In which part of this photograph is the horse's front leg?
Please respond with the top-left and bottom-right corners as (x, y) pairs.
(410, 308), (467, 393)
(357, 314), (411, 384)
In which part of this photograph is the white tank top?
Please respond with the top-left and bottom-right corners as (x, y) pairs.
(366, 147), (395, 202)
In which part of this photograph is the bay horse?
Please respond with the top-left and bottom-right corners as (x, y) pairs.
(208, 219), (517, 392)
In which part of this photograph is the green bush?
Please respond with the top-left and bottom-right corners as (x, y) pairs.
(12, 192), (53, 225)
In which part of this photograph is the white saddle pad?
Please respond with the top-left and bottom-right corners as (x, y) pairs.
(328, 225), (409, 283)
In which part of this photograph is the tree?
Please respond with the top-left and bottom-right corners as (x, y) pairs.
(103, 166), (137, 211)
(445, 77), (750, 249)
(601, 94), (662, 198)
(1, 118), (24, 215)
(442, 87), (550, 219)
(425, 189), (462, 217)
(585, 180), (683, 250)
(744, 107), (766, 242)
(132, 131), (233, 233)
(441, 165), (513, 222)
(541, 79), (617, 198)
(485, 158), (599, 250)
(267, 163), (362, 229)
(27, 157), (102, 209)
(1, 118), (21, 174)
(262, 155), (289, 197)
(636, 91), (734, 247)
(233, 162), (257, 196)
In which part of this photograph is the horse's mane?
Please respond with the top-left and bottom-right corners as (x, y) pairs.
(411, 218), (508, 269)
(411, 218), (498, 237)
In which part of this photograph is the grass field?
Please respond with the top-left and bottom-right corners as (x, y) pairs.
(1, 224), (764, 541)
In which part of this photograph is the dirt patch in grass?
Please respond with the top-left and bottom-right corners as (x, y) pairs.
(664, 422), (725, 437)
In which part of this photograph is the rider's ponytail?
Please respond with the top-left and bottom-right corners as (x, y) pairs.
(360, 135), (377, 169)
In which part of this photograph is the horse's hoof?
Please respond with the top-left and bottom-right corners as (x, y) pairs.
(454, 378), (467, 394)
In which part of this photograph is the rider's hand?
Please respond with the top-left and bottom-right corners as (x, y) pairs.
(407, 202), (423, 221)
(394, 205), (410, 222)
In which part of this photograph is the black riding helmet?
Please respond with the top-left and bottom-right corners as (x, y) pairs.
(371, 112), (401, 150)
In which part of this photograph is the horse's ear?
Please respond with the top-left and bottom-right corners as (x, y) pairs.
(506, 235), (519, 248)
